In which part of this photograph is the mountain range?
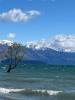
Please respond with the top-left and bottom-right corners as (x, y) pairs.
(0, 40), (75, 65)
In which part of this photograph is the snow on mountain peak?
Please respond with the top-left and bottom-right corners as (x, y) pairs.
(51, 35), (75, 52)
(25, 39), (51, 50)
(25, 35), (75, 52)
(0, 40), (12, 46)
(0, 35), (75, 52)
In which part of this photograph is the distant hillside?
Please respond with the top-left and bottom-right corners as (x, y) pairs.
(0, 41), (75, 65)
(23, 47), (75, 65)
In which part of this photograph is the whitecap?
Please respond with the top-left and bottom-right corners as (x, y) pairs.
(0, 87), (62, 96)
(0, 88), (24, 94)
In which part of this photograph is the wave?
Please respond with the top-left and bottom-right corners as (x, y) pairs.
(0, 88), (24, 94)
(0, 87), (62, 96)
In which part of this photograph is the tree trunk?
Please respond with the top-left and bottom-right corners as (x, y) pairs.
(7, 64), (17, 73)
(7, 65), (12, 73)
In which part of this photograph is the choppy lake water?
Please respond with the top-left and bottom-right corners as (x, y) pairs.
(0, 64), (75, 100)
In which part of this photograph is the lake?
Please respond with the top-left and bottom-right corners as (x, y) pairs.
(0, 64), (75, 100)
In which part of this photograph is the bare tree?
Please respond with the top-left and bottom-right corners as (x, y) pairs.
(3, 42), (24, 72)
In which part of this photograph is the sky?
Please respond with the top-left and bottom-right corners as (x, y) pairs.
(0, 0), (75, 43)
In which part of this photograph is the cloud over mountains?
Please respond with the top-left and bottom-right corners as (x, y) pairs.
(0, 8), (40, 22)
(51, 35), (75, 52)
(0, 34), (75, 52)
(25, 34), (75, 52)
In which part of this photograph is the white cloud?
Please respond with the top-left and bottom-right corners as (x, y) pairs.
(50, 34), (75, 52)
(25, 34), (75, 52)
(0, 8), (40, 22)
(8, 33), (16, 40)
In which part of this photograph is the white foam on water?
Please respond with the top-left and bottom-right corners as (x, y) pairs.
(32, 89), (62, 95)
(0, 87), (62, 95)
(0, 88), (24, 94)
(46, 90), (62, 95)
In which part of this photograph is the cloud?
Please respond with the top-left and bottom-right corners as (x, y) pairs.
(8, 33), (16, 40)
(25, 34), (75, 52)
(50, 34), (75, 52)
(0, 8), (41, 22)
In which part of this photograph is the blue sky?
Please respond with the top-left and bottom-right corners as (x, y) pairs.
(0, 0), (75, 42)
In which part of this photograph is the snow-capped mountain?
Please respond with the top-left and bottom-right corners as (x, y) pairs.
(24, 36), (75, 65)
(25, 39), (51, 50)
(0, 40), (12, 46)
(1, 34), (75, 53)
(25, 35), (75, 52)
(1, 36), (75, 65)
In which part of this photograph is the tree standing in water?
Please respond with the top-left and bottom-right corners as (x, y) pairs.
(4, 43), (24, 72)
